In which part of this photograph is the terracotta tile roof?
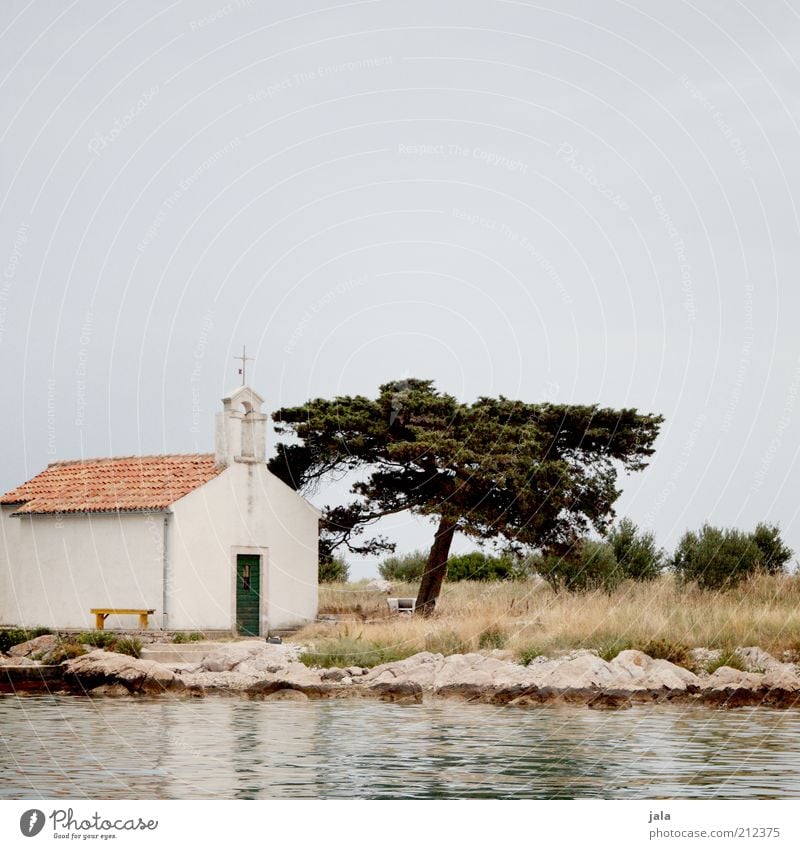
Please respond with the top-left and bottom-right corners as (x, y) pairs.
(0, 454), (222, 515)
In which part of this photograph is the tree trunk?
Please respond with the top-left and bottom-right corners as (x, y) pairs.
(415, 516), (457, 616)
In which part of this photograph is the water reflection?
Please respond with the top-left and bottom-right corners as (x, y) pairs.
(1, 695), (798, 799)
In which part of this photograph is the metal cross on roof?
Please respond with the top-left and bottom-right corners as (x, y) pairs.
(234, 345), (254, 386)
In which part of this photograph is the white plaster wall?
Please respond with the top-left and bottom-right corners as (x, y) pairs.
(168, 461), (318, 632)
(0, 507), (164, 630)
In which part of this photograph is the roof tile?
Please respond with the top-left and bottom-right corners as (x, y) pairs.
(0, 454), (222, 515)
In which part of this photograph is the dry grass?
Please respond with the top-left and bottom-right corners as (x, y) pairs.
(304, 573), (800, 662)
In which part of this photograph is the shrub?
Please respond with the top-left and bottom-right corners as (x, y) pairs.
(0, 627), (50, 654)
(518, 645), (550, 666)
(672, 523), (792, 589)
(705, 649), (747, 674)
(76, 631), (117, 649)
(595, 638), (634, 662)
(319, 555), (349, 583)
(607, 517), (665, 581)
(424, 630), (470, 656)
(111, 637), (142, 658)
(640, 638), (690, 667)
(445, 551), (526, 582)
(43, 642), (86, 664)
(298, 637), (413, 669)
(378, 550), (428, 582)
(751, 523), (794, 574)
(477, 626), (508, 650)
(537, 540), (622, 593)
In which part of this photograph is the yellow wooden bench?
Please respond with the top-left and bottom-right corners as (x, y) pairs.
(91, 608), (155, 630)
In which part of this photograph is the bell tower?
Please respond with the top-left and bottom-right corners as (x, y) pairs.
(215, 385), (268, 466)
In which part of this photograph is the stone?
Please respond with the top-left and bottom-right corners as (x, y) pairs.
(365, 681), (423, 703)
(63, 650), (183, 695)
(610, 650), (701, 693)
(588, 692), (633, 710)
(8, 634), (58, 658)
(88, 683), (131, 697)
(320, 668), (347, 681)
(536, 654), (618, 690)
(345, 666), (367, 677)
(263, 689), (308, 701)
(735, 646), (784, 673)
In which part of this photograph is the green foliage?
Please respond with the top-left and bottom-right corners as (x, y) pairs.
(446, 552), (526, 582)
(672, 523), (793, 589)
(607, 517), (665, 581)
(640, 638), (690, 667)
(750, 523), (794, 574)
(269, 378), (664, 612)
(0, 627), (50, 654)
(319, 555), (350, 583)
(378, 549), (428, 582)
(705, 649), (747, 674)
(595, 638), (635, 662)
(538, 540), (622, 593)
(298, 637), (414, 669)
(518, 645), (549, 666)
(76, 631), (117, 649)
(43, 642), (86, 664)
(423, 630), (470, 656)
(173, 631), (205, 643)
(477, 626), (508, 650)
(112, 637), (142, 658)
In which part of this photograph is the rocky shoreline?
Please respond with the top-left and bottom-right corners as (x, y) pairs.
(3, 638), (800, 708)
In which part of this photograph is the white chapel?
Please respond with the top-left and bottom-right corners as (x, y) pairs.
(0, 385), (319, 634)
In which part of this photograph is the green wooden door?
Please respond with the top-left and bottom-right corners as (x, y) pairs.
(236, 554), (261, 636)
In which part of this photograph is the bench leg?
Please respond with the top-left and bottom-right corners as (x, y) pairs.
(138, 613), (148, 630)
(95, 613), (107, 630)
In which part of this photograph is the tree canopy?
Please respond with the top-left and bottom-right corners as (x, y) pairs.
(269, 378), (664, 614)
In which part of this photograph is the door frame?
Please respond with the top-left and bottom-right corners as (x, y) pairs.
(230, 546), (268, 636)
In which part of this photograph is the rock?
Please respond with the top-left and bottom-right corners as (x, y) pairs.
(588, 692), (633, 710)
(0, 655), (38, 667)
(8, 634), (57, 658)
(363, 652), (444, 688)
(536, 654), (618, 690)
(263, 689), (308, 701)
(63, 650), (183, 695)
(320, 668), (347, 681)
(735, 646), (784, 673)
(366, 579), (392, 593)
(345, 666), (367, 677)
(198, 640), (300, 674)
(705, 666), (765, 689)
(365, 681), (423, 703)
(88, 683), (130, 697)
(610, 650), (701, 693)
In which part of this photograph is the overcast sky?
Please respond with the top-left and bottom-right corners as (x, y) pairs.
(1, 0), (799, 579)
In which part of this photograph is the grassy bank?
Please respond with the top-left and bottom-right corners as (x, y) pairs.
(297, 574), (800, 667)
